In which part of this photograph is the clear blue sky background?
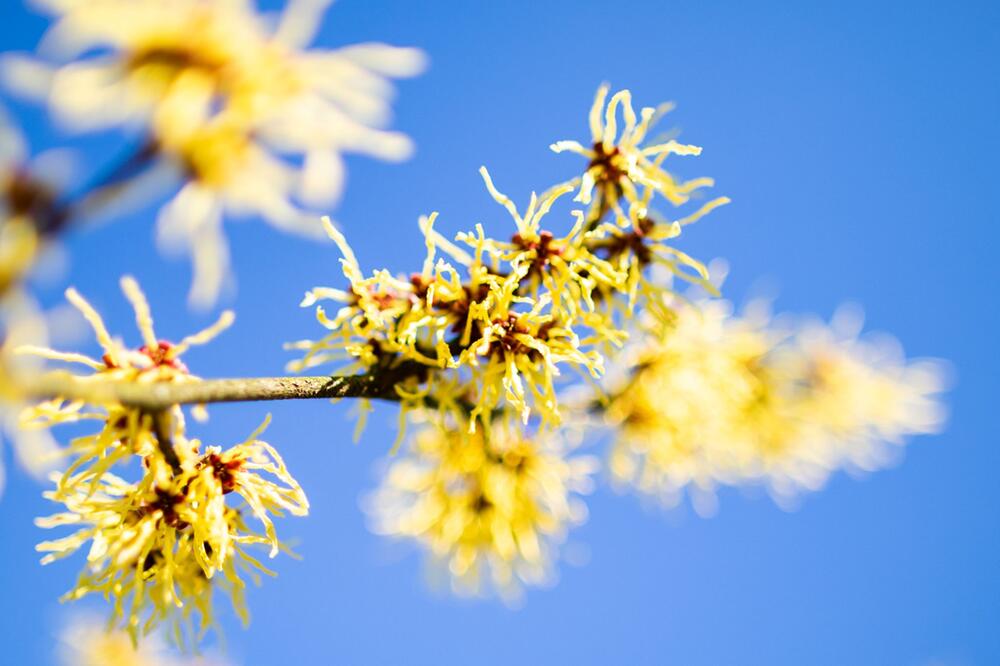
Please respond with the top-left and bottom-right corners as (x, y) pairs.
(2, 1), (998, 664)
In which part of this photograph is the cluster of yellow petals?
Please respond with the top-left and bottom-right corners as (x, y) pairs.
(550, 84), (725, 213)
(18, 276), (233, 474)
(366, 416), (596, 601)
(0, 106), (50, 300)
(17, 279), (307, 645)
(58, 614), (230, 665)
(290, 86), (728, 435)
(604, 300), (948, 512)
(0, 105), (60, 487)
(4, 0), (426, 306)
(37, 419), (306, 645)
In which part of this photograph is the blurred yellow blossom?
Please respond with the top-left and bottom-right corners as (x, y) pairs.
(604, 300), (948, 512)
(4, 0), (426, 306)
(0, 293), (62, 497)
(1, 103), (66, 488)
(366, 416), (596, 601)
(0, 103), (67, 296)
(58, 614), (230, 665)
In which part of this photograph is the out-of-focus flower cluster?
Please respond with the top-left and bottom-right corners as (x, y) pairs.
(0, 107), (43, 298)
(604, 299), (949, 512)
(289, 85), (727, 437)
(58, 614), (230, 666)
(3, 0), (426, 306)
(18, 279), (307, 645)
(0, 104), (66, 494)
(366, 417), (596, 602)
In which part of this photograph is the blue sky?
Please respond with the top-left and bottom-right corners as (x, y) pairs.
(1, 0), (998, 664)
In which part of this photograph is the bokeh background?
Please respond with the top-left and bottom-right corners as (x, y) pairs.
(2, 0), (998, 663)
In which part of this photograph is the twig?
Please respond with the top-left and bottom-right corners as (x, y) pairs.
(150, 409), (182, 475)
(17, 366), (425, 412)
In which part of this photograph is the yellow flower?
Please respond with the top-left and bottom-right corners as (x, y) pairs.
(21, 286), (308, 640)
(456, 265), (603, 427)
(546, 87), (729, 324)
(58, 614), (230, 666)
(476, 166), (626, 322)
(289, 218), (446, 375)
(292, 213), (607, 431)
(604, 300), (948, 511)
(8, 0), (424, 160)
(37, 418), (307, 645)
(60, 619), (163, 666)
(18, 276), (233, 496)
(0, 104), (73, 487)
(0, 103), (66, 295)
(551, 84), (716, 214)
(4, 0), (426, 306)
(155, 112), (328, 307)
(0, 217), (38, 298)
(591, 189), (728, 321)
(367, 417), (596, 602)
(0, 293), (62, 498)
(769, 307), (949, 487)
(291, 87), (725, 435)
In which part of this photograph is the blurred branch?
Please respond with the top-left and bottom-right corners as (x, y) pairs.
(151, 409), (182, 475)
(41, 140), (160, 236)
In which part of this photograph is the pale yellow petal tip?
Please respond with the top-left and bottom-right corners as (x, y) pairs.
(320, 215), (339, 238)
(300, 291), (318, 307)
(417, 211), (439, 231)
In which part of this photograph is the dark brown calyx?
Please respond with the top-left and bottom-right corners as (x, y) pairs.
(594, 216), (655, 267)
(588, 142), (626, 192)
(200, 452), (243, 494)
(486, 314), (556, 360)
(3, 168), (66, 234)
(138, 340), (188, 372)
(141, 487), (189, 529)
(512, 230), (562, 278)
(125, 46), (225, 78)
(471, 491), (493, 514)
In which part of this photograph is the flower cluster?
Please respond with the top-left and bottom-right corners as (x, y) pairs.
(19, 276), (232, 488)
(366, 416), (596, 601)
(58, 614), (230, 665)
(1, 104), (70, 489)
(603, 299), (948, 512)
(0, 293), (61, 497)
(19, 279), (307, 644)
(290, 86), (728, 433)
(4, 0), (426, 305)
(0, 0), (956, 654)
(0, 104), (66, 298)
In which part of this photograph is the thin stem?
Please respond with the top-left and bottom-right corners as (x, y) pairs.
(18, 367), (424, 412)
(151, 409), (182, 475)
(42, 140), (160, 236)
